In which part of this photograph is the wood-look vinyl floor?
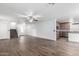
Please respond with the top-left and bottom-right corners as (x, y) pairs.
(0, 36), (79, 56)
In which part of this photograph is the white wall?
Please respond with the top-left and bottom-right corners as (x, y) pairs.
(0, 20), (10, 39)
(17, 18), (56, 41)
(0, 18), (56, 40)
(33, 19), (56, 40)
(25, 24), (37, 36)
(10, 22), (17, 29)
(17, 23), (26, 36)
(17, 23), (37, 37)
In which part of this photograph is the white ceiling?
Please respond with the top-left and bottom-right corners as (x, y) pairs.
(0, 3), (79, 22)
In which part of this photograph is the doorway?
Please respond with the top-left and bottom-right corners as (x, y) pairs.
(56, 21), (70, 42)
(10, 29), (18, 39)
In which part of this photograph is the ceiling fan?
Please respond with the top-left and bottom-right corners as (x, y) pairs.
(17, 10), (41, 22)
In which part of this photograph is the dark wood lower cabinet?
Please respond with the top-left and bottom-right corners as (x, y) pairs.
(10, 29), (18, 38)
(59, 32), (68, 38)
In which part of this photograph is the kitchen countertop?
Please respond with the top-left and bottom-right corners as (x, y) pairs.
(56, 30), (79, 33)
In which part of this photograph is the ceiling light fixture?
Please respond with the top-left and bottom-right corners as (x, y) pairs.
(17, 10), (41, 23)
(48, 3), (55, 6)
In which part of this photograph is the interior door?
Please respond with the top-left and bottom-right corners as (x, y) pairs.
(0, 21), (10, 39)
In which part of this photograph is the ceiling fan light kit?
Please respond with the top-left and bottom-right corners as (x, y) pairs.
(29, 19), (33, 22)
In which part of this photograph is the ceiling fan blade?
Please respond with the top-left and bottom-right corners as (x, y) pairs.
(33, 15), (41, 20)
(29, 19), (33, 22)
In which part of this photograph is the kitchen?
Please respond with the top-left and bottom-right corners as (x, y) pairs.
(56, 17), (79, 42)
